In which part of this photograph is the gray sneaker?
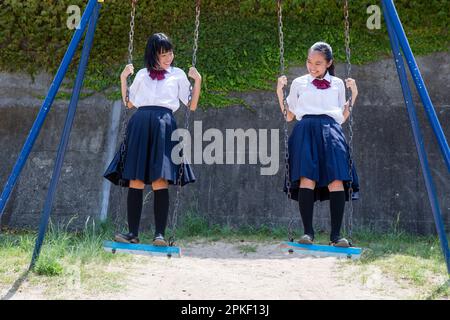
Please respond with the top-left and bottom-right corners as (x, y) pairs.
(298, 234), (314, 245)
(152, 234), (168, 247)
(114, 232), (140, 244)
(330, 238), (351, 248)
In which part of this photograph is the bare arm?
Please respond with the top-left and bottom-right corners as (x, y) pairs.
(342, 78), (358, 124)
(277, 76), (295, 122)
(187, 67), (202, 111)
(121, 64), (135, 109)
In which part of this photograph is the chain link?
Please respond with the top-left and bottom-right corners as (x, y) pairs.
(121, 0), (137, 175)
(169, 0), (201, 247)
(344, 0), (354, 239)
(120, 0), (136, 178)
(112, 0), (137, 227)
(125, 0), (137, 105)
(277, 0), (294, 242)
(191, 0), (201, 68)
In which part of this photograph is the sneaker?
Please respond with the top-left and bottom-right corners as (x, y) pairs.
(152, 234), (168, 247)
(330, 238), (351, 248)
(298, 234), (314, 245)
(114, 232), (140, 244)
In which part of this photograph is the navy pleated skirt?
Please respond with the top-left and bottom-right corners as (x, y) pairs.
(284, 114), (360, 202)
(104, 106), (196, 187)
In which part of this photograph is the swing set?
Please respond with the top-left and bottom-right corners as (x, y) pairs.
(0, 0), (448, 274)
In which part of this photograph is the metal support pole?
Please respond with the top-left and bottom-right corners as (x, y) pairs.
(382, 0), (450, 275)
(0, 0), (99, 218)
(30, 1), (102, 269)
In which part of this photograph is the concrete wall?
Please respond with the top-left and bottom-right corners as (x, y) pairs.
(1, 52), (449, 235)
(0, 72), (116, 230)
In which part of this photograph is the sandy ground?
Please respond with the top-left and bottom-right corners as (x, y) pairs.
(2, 241), (420, 300)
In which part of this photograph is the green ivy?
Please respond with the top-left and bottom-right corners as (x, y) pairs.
(0, 0), (448, 108)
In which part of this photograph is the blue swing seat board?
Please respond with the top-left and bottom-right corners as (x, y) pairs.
(279, 241), (362, 260)
(103, 241), (182, 258)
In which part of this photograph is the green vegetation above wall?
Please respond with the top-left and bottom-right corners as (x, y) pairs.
(1, 0), (448, 107)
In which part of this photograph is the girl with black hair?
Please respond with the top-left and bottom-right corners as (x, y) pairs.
(276, 42), (359, 247)
(104, 33), (201, 246)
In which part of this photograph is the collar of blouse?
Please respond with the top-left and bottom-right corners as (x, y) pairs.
(309, 71), (331, 83)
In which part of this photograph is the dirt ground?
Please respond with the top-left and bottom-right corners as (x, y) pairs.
(3, 241), (420, 300)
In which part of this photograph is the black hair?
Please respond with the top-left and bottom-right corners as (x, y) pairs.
(144, 33), (174, 71)
(308, 42), (335, 76)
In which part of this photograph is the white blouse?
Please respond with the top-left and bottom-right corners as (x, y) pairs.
(286, 72), (346, 124)
(128, 66), (191, 112)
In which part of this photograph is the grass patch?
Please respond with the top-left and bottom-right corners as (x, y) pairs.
(236, 244), (258, 255)
(34, 256), (64, 277)
(162, 212), (288, 243)
(1, 215), (448, 299)
(0, 219), (130, 299)
(340, 229), (450, 300)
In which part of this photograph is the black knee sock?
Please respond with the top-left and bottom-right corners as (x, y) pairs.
(154, 189), (169, 236)
(298, 188), (315, 238)
(127, 188), (143, 236)
(330, 191), (346, 242)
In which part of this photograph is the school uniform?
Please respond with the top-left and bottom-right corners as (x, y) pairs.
(104, 66), (196, 187)
(284, 71), (359, 202)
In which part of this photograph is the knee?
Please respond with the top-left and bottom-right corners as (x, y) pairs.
(300, 177), (316, 190)
(129, 180), (145, 190)
(328, 180), (344, 192)
(152, 178), (168, 190)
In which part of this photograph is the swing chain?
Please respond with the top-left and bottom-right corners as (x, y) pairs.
(278, 0), (285, 76)
(277, 0), (294, 242)
(114, 0), (137, 226)
(120, 0), (137, 178)
(192, 0), (201, 68)
(169, 0), (201, 247)
(344, 0), (354, 239)
(125, 0), (137, 105)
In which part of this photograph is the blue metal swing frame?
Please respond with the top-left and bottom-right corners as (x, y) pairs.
(382, 0), (450, 274)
